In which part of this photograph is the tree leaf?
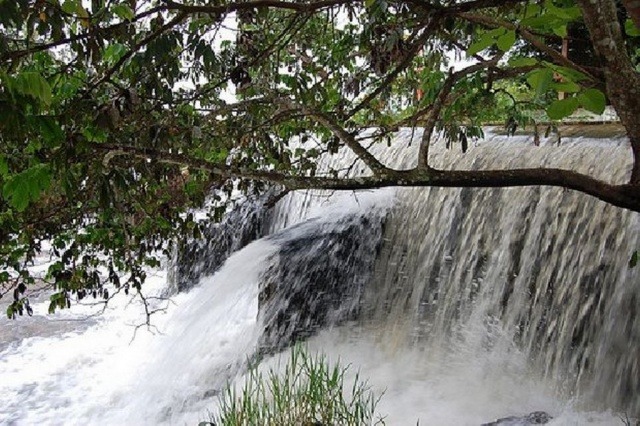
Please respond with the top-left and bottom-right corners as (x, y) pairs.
(2, 164), (52, 212)
(61, 0), (80, 14)
(112, 3), (135, 21)
(496, 30), (516, 51)
(508, 57), (537, 67)
(552, 24), (567, 37)
(545, 63), (588, 82)
(544, 0), (581, 21)
(467, 29), (504, 56)
(103, 43), (127, 65)
(526, 68), (553, 99)
(578, 88), (606, 114)
(550, 81), (580, 93)
(13, 72), (52, 106)
(625, 19), (640, 37)
(630, 251), (639, 268)
(546, 96), (579, 120)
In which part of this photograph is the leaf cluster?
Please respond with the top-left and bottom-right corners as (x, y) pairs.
(0, 0), (637, 314)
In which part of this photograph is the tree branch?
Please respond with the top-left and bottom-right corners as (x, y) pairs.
(1, 6), (167, 63)
(417, 56), (502, 169)
(457, 12), (598, 81)
(164, 0), (355, 14)
(94, 141), (640, 213)
(90, 12), (188, 90)
(276, 100), (388, 175)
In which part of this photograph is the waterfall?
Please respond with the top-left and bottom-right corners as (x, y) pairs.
(363, 129), (640, 417)
(0, 127), (637, 425)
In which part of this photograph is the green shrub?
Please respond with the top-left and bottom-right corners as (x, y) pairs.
(207, 345), (385, 426)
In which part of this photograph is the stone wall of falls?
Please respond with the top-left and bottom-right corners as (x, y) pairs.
(359, 128), (640, 416)
(258, 212), (386, 354)
(170, 191), (275, 293)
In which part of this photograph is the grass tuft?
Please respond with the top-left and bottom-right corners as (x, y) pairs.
(208, 345), (385, 426)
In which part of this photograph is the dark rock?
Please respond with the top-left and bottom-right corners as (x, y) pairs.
(170, 191), (274, 293)
(258, 213), (385, 353)
(481, 411), (553, 426)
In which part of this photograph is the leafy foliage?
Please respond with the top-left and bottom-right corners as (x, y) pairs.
(0, 0), (638, 313)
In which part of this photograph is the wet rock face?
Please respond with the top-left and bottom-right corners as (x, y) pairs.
(172, 193), (273, 293)
(481, 411), (552, 426)
(258, 214), (385, 353)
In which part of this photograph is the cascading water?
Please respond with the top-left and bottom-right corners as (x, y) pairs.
(362, 129), (640, 418)
(0, 127), (637, 425)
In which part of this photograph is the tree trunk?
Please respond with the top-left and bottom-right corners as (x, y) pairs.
(578, 0), (640, 183)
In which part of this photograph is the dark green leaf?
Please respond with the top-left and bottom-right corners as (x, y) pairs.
(508, 57), (537, 67)
(546, 96), (579, 120)
(496, 30), (516, 51)
(112, 3), (135, 21)
(578, 88), (606, 114)
(625, 19), (640, 37)
(467, 29), (504, 56)
(526, 68), (553, 99)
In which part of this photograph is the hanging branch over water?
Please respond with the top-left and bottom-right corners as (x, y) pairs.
(1, 0), (639, 313)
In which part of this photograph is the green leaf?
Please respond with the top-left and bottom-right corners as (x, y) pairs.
(13, 72), (52, 106)
(48, 300), (57, 314)
(630, 250), (639, 268)
(545, 63), (588, 83)
(578, 88), (606, 114)
(467, 29), (504, 56)
(61, 0), (80, 14)
(508, 57), (537, 67)
(2, 164), (52, 212)
(624, 19), (640, 37)
(496, 30), (516, 51)
(526, 68), (553, 99)
(552, 24), (567, 37)
(544, 0), (581, 21)
(546, 96), (579, 120)
(36, 116), (65, 145)
(112, 3), (135, 21)
(103, 43), (127, 65)
(549, 81), (580, 93)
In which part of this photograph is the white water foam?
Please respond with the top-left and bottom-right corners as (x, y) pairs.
(0, 140), (631, 425)
(246, 325), (623, 425)
(0, 240), (276, 425)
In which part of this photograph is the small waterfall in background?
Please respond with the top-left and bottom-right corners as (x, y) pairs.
(0, 127), (637, 425)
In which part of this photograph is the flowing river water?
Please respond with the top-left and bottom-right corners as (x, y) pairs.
(0, 128), (637, 425)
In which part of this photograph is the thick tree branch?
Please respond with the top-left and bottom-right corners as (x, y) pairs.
(95, 142), (640, 213)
